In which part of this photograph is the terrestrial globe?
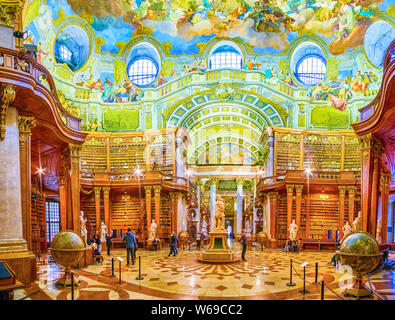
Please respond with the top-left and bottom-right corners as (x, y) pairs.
(50, 230), (86, 287)
(336, 231), (381, 299)
(178, 231), (189, 248)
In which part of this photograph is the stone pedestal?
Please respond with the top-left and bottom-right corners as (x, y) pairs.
(199, 231), (239, 264)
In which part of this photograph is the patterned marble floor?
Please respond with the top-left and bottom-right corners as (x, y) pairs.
(14, 244), (395, 300)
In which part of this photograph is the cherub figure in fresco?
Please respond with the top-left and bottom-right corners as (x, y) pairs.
(36, 41), (49, 66)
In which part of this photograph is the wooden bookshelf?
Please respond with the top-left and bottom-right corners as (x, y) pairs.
(308, 195), (339, 240)
(276, 194), (287, 240)
(31, 191), (46, 255)
(111, 194), (141, 231)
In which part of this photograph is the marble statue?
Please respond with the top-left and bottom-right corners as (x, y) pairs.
(80, 211), (87, 244)
(342, 221), (353, 238)
(149, 219), (157, 240)
(100, 222), (108, 242)
(353, 211), (362, 232)
(288, 219), (298, 241)
(376, 219), (382, 244)
(245, 219), (251, 236)
(201, 217), (208, 238)
(214, 195), (226, 231)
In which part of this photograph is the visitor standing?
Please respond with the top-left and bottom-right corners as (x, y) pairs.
(196, 233), (201, 251)
(240, 229), (248, 262)
(94, 232), (101, 254)
(122, 228), (137, 266)
(105, 233), (112, 255)
(168, 232), (177, 257)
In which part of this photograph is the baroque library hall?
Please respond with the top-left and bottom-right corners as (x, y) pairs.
(0, 0), (395, 303)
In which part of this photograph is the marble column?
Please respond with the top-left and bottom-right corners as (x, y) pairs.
(267, 128), (274, 182)
(338, 186), (346, 239)
(69, 144), (82, 233)
(196, 180), (202, 234)
(58, 176), (67, 231)
(94, 187), (101, 232)
(18, 116), (36, 251)
(209, 178), (218, 232)
(0, 101), (36, 283)
(295, 185), (303, 227)
(359, 134), (379, 232)
(380, 173), (391, 243)
(347, 186), (356, 225)
(144, 186), (152, 235)
(153, 186), (162, 230)
(103, 187), (110, 232)
(268, 192), (278, 239)
(177, 192), (186, 233)
(286, 184), (294, 236)
(252, 179), (258, 235)
(170, 192), (178, 233)
(370, 154), (381, 235)
(175, 134), (185, 183)
(236, 178), (244, 235)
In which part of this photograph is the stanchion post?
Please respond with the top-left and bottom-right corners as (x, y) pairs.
(299, 264), (310, 294)
(286, 259), (296, 286)
(321, 280), (325, 300)
(136, 256), (144, 280)
(71, 272), (74, 301)
(314, 262), (318, 284)
(110, 258), (115, 278)
(119, 260), (122, 284)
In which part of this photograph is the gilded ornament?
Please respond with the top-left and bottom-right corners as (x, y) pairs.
(0, 84), (16, 141)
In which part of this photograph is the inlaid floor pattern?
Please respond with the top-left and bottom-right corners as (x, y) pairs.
(14, 245), (395, 300)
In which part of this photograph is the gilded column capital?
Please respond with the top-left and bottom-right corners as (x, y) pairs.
(208, 178), (219, 187)
(69, 143), (82, 157)
(94, 187), (102, 197)
(170, 192), (178, 200)
(153, 186), (162, 194)
(295, 185), (303, 194)
(18, 116), (36, 135)
(347, 186), (355, 196)
(57, 176), (65, 186)
(286, 184), (294, 194)
(236, 178), (245, 186)
(338, 185), (347, 197)
(268, 192), (278, 200)
(102, 187), (110, 197)
(144, 186), (152, 195)
(196, 179), (203, 187)
(0, 0), (24, 27)
(380, 172), (391, 190)
(1, 84), (16, 141)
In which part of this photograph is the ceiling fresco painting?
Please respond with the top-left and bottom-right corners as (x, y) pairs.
(22, 0), (395, 143)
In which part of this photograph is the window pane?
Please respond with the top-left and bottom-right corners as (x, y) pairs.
(209, 50), (242, 69)
(296, 56), (326, 85)
(128, 58), (158, 87)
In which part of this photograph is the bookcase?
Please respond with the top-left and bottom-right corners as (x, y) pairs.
(31, 191), (46, 255)
(81, 137), (107, 178)
(344, 136), (360, 171)
(276, 194), (287, 240)
(308, 194), (339, 240)
(111, 194), (142, 231)
(159, 194), (171, 239)
(276, 133), (300, 172)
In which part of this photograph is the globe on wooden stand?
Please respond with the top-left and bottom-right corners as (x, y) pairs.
(336, 231), (382, 299)
(50, 231), (86, 287)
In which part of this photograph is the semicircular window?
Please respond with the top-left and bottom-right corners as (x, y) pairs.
(126, 42), (161, 88)
(128, 58), (158, 87)
(209, 45), (243, 69)
(291, 41), (327, 86)
(54, 24), (90, 72)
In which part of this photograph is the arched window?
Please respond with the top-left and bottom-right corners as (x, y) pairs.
(54, 24), (90, 72)
(209, 44), (243, 69)
(128, 58), (158, 87)
(295, 55), (327, 85)
(126, 42), (161, 88)
(290, 41), (327, 86)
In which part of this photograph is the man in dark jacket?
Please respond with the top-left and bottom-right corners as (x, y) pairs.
(105, 233), (113, 256)
(168, 232), (177, 257)
(122, 228), (137, 265)
(240, 229), (248, 262)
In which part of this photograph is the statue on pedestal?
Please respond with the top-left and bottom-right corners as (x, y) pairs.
(353, 211), (362, 232)
(376, 219), (382, 244)
(288, 219), (298, 241)
(214, 195), (225, 231)
(342, 221), (353, 238)
(149, 219), (157, 240)
(100, 222), (108, 243)
(201, 217), (208, 238)
(245, 219), (251, 237)
(80, 211), (87, 244)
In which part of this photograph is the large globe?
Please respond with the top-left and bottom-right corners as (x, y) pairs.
(337, 231), (382, 298)
(50, 230), (86, 269)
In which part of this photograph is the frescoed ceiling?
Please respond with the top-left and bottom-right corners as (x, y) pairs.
(24, 0), (395, 56)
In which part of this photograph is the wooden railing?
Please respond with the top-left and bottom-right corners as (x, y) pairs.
(0, 47), (81, 132)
